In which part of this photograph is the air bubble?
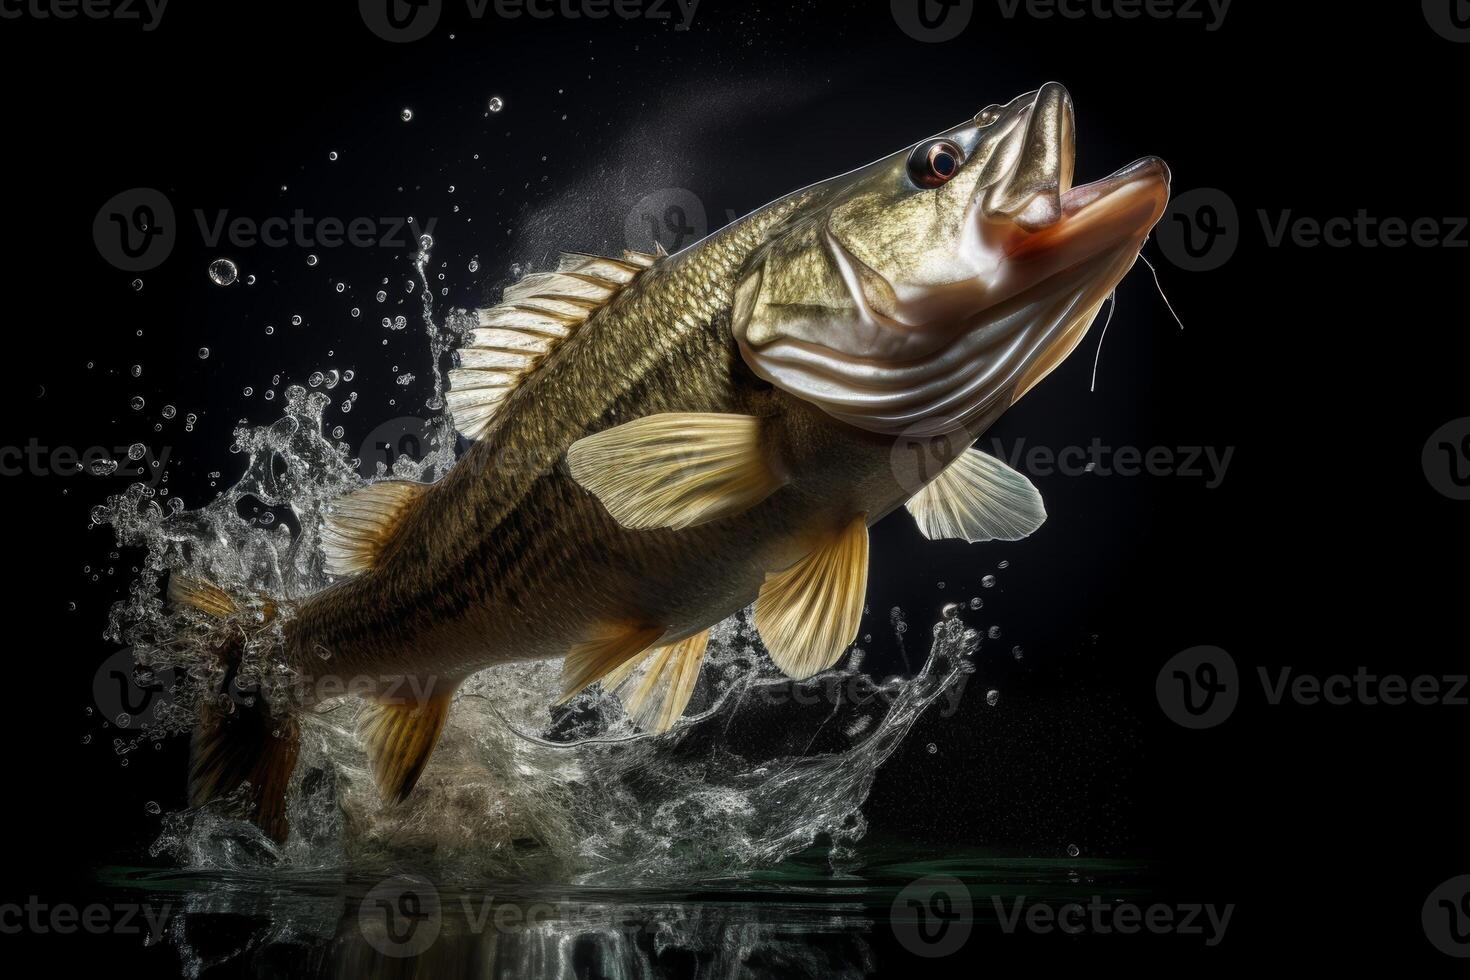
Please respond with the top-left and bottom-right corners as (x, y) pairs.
(208, 259), (238, 286)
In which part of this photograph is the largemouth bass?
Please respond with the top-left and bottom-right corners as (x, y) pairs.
(174, 83), (1169, 840)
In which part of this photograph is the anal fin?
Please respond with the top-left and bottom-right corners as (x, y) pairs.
(754, 514), (869, 680)
(605, 629), (709, 733)
(357, 680), (459, 804)
(558, 624), (664, 703)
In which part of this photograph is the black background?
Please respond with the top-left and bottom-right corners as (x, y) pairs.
(3, 0), (1467, 973)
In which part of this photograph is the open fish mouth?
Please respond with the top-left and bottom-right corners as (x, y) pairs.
(985, 82), (1171, 292)
(1004, 156), (1172, 272)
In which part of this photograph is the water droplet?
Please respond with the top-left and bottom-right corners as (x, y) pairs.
(941, 602), (961, 620)
(987, 626), (1002, 639)
(291, 314), (303, 326)
(968, 596), (983, 609)
(985, 689), (1000, 707)
(375, 290), (387, 302)
(145, 801), (162, 815)
(129, 396), (145, 411)
(126, 443), (145, 461)
(468, 259), (480, 273)
(488, 96), (504, 112)
(208, 258), (238, 286)
(328, 150), (339, 161)
(1067, 843), (1080, 858)
(198, 347), (210, 359)
(998, 560), (1010, 569)
(981, 574), (997, 588)
(400, 107), (413, 122)
(926, 743), (937, 754)
(1011, 645), (1024, 660)
(131, 278), (143, 291)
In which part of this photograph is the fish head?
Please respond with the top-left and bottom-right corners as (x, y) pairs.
(733, 82), (1170, 437)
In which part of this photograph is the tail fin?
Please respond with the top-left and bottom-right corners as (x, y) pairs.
(169, 574), (301, 844)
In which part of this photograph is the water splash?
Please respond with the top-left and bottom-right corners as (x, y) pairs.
(95, 366), (984, 886)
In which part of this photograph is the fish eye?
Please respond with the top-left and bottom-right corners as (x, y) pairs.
(908, 139), (964, 189)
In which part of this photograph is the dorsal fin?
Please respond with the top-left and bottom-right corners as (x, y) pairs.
(321, 480), (430, 577)
(447, 249), (662, 440)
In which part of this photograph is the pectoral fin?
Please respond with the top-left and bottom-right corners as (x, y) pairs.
(357, 680), (459, 804)
(905, 450), (1046, 544)
(754, 515), (868, 680)
(567, 413), (785, 530)
(604, 629), (709, 733)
